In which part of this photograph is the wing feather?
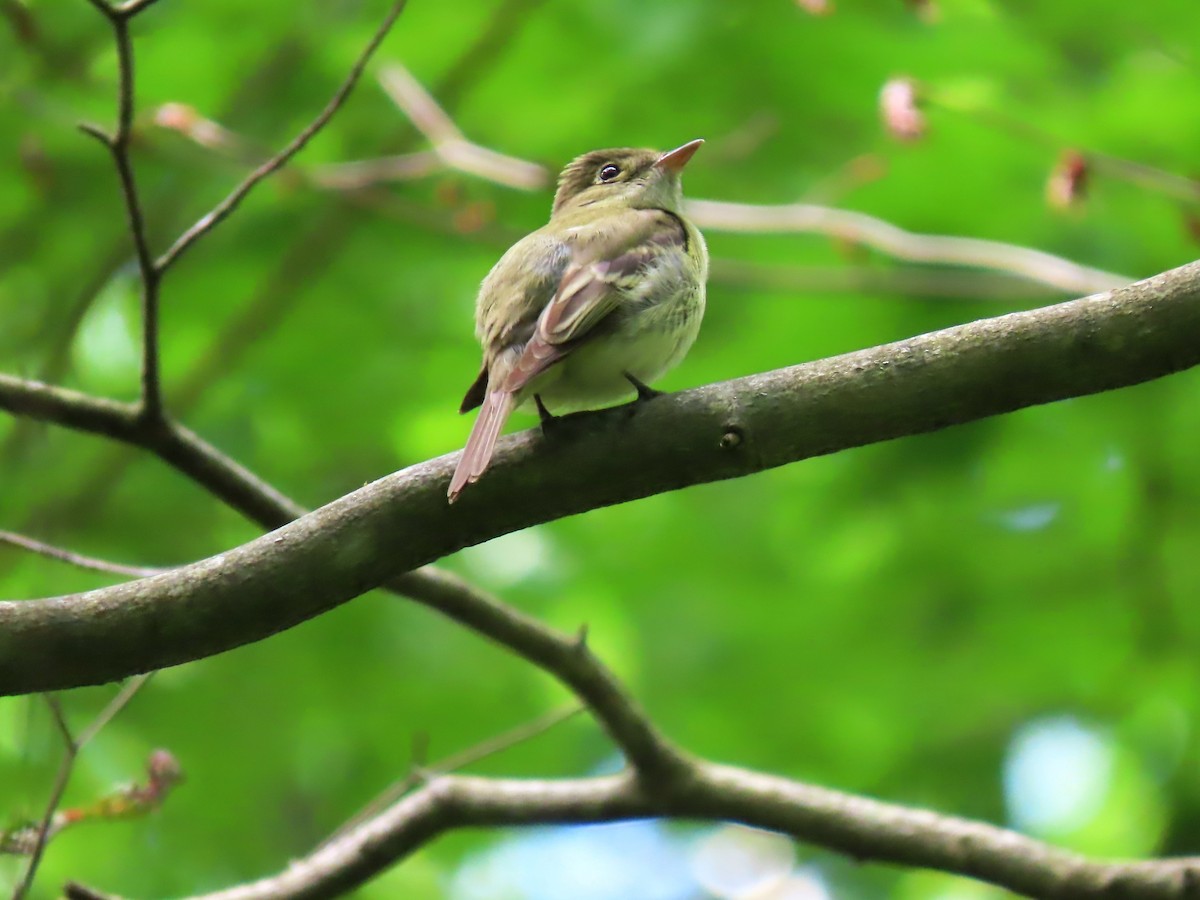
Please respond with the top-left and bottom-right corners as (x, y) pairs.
(499, 210), (686, 394)
(451, 209), (688, 496)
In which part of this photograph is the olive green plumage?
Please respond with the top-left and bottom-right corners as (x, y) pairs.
(448, 140), (708, 502)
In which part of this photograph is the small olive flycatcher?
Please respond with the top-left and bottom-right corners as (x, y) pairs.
(447, 139), (708, 502)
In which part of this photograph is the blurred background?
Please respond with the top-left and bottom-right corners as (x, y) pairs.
(2, 0), (1200, 896)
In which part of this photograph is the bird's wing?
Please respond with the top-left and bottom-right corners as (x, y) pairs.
(498, 209), (686, 394)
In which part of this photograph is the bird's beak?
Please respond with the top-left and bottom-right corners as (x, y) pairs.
(655, 138), (704, 174)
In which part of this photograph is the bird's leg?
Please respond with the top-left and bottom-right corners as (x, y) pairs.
(534, 394), (558, 433)
(624, 373), (663, 402)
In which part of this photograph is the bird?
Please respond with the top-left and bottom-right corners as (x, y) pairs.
(447, 139), (709, 502)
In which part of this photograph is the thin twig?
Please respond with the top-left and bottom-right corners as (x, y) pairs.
(118, 0), (166, 15)
(154, 0), (408, 274)
(24, 0), (524, 534)
(397, 567), (687, 778)
(322, 703), (583, 847)
(432, 704), (582, 775)
(76, 674), (155, 749)
(12, 677), (153, 899)
(928, 94), (1200, 205)
(708, 258), (1070, 301)
(0, 530), (164, 579)
(12, 697), (75, 900)
(81, 0), (114, 18)
(81, 0), (164, 418)
(310, 151), (443, 189)
(1088, 150), (1200, 204)
(105, 13), (158, 406)
(685, 198), (1131, 294)
(373, 62), (547, 189)
(155, 63), (549, 191)
(330, 78), (1129, 294)
(146, 61), (1129, 297)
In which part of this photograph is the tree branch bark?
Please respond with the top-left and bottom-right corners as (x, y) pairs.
(66, 764), (1200, 900)
(3, 258), (1199, 696)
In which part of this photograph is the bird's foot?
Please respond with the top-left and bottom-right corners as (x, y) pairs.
(624, 373), (663, 402)
(534, 394), (559, 434)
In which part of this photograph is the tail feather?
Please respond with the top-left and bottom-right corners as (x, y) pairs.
(447, 390), (517, 502)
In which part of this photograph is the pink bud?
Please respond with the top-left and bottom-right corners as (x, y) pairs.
(880, 78), (926, 141)
(1046, 150), (1089, 209)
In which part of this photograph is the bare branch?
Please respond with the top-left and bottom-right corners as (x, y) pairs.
(0, 376), (143, 441)
(926, 91), (1200, 205)
(321, 81), (1129, 296)
(8, 691), (152, 892)
(685, 198), (1131, 294)
(76, 674), (154, 748)
(146, 63), (1129, 298)
(154, 63), (550, 192)
(0, 376), (685, 771)
(117, 0), (166, 15)
(154, 0), (408, 274)
(430, 704), (582, 774)
(0, 531), (164, 579)
(5, 259), (1200, 699)
(309, 151), (443, 189)
(374, 63), (547, 189)
(315, 87), (1125, 299)
(322, 703), (582, 848)
(1087, 150), (1200, 204)
(81, 0), (116, 19)
(12, 677), (153, 899)
(0, 377), (302, 526)
(66, 764), (1200, 900)
(81, 0), (163, 417)
(10, 221), (1200, 900)
(396, 566), (686, 778)
(379, 63), (462, 142)
(0, 390), (681, 772)
(709, 259), (1074, 300)
(12, 698), (75, 900)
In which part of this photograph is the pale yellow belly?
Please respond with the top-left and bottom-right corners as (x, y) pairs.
(519, 292), (704, 413)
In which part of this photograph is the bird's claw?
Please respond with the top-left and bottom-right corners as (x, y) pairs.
(624, 373), (663, 402)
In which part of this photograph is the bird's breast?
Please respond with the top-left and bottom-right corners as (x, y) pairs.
(523, 282), (705, 412)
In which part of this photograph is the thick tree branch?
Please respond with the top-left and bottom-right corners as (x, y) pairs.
(4, 0), (669, 780)
(0, 376), (302, 526)
(3, 259), (1200, 698)
(0, 392), (685, 773)
(66, 764), (1200, 900)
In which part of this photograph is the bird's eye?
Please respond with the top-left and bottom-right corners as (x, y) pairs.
(598, 164), (621, 182)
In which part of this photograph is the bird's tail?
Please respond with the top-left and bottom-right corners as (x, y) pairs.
(447, 390), (517, 502)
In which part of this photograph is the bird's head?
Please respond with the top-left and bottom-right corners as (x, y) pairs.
(550, 139), (703, 218)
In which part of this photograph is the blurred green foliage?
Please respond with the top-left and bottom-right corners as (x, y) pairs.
(2, 0), (1199, 896)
